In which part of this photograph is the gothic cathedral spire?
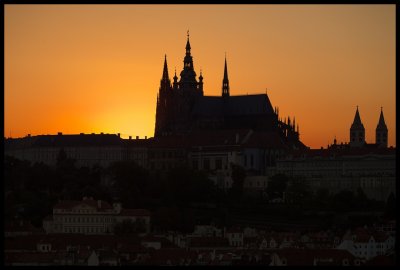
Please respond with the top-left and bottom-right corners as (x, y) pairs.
(160, 54), (171, 90)
(222, 55), (230, 97)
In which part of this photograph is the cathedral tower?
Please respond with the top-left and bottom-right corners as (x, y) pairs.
(178, 31), (200, 94)
(376, 107), (388, 148)
(349, 106), (365, 147)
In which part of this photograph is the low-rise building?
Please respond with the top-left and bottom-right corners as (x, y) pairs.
(336, 227), (395, 260)
(43, 197), (151, 234)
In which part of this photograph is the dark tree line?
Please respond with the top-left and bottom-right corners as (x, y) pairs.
(5, 152), (390, 231)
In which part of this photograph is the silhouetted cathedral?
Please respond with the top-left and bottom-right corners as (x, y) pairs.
(155, 33), (305, 149)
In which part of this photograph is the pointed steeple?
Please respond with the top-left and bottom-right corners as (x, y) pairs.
(377, 107), (387, 130)
(186, 30), (191, 55)
(173, 67), (178, 81)
(160, 54), (171, 90)
(162, 54), (169, 82)
(350, 106), (365, 147)
(179, 31), (197, 88)
(375, 107), (388, 148)
(351, 106), (363, 128)
(222, 54), (230, 97)
(173, 67), (178, 89)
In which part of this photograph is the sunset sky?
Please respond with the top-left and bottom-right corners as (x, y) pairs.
(5, 4), (395, 148)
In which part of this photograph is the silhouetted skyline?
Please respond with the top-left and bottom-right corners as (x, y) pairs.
(5, 5), (395, 148)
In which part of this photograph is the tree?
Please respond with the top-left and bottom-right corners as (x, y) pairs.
(384, 192), (396, 219)
(313, 188), (331, 208)
(285, 177), (312, 206)
(266, 174), (289, 200)
(114, 219), (146, 235)
(331, 190), (356, 212)
(355, 187), (369, 209)
(56, 148), (76, 170)
(230, 164), (246, 201)
(108, 161), (149, 208)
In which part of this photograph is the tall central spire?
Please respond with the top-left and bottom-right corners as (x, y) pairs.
(186, 30), (191, 55)
(179, 31), (197, 90)
(222, 54), (230, 97)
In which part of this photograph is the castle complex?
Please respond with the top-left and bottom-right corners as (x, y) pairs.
(154, 33), (305, 150)
(4, 33), (394, 201)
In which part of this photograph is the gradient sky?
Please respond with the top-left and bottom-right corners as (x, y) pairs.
(5, 4), (396, 148)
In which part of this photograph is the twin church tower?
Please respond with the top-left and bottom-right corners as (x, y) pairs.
(350, 106), (388, 148)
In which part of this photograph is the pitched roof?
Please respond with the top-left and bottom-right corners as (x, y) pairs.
(192, 94), (274, 117)
(54, 199), (113, 210)
(243, 131), (288, 149)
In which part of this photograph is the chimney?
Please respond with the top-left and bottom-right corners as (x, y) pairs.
(136, 136), (139, 140)
(27, 134), (31, 137)
(117, 133), (120, 138)
(97, 200), (102, 209)
(129, 136), (132, 140)
(101, 132), (104, 135)
(235, 133), (239, 144)
(145, 136), (147, 139)
(57, 132), (62, 136)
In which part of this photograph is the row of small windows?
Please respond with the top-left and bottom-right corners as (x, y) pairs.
(149, 151), (183, 159)
(64, 227), (106, 233)
(34, 152), (121, 160)
(192, 158), (226, 171)
(61, 216), (114, 223)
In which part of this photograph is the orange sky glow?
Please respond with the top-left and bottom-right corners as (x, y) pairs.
(5, 4), (396, 148)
